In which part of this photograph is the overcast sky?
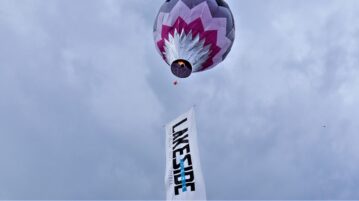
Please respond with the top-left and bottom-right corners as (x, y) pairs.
(1, 0), (359, 200)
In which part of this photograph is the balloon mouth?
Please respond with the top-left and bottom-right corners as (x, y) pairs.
(171, 59), (192, 78)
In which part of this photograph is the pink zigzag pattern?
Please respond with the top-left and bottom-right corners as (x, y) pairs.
(157, 17), (221, 71)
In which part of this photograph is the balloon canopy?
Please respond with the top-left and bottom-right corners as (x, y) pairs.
(153, 0), (235, 78)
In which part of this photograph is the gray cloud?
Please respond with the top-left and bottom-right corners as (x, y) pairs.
(0, 0), (359, 199)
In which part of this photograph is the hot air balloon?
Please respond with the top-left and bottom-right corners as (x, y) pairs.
(153, 0), (235, 78)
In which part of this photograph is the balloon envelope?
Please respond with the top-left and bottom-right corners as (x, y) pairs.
(153, 0), (235, 78)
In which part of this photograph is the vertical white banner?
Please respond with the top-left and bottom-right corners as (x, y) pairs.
(165, 108), (206, 200)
